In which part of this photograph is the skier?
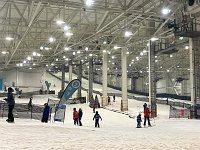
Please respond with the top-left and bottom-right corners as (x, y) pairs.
(78, 108), (83, 126)
(108, 96), (111, 105)
(28, 97), (33, 112)
(93, 111), (102, 128)
(144, 106), (151, 127)
(4, 87), (15, 123)
(136, 113), (142, 128)
(113, 94), (115, 102)
(73, 108), (78, 125)
(41, 103), (50, 123)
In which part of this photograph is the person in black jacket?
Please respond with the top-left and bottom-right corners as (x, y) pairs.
(78, 108), (83, 126)
(4, 87), (15, 123)
(93, 111), (102, 128)
(136, 114), (142, 128)
(41, 103), (50, 123)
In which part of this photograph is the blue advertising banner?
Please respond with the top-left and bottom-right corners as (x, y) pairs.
(54, 79), (81, 122)
(0, 79), (3, 91)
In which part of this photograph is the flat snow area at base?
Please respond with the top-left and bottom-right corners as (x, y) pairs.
(1, 101), (200, 150)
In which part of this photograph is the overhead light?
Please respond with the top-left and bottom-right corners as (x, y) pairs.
(108, 51), (111, 54)
(89, 53), (93, 57)
(64, 25), (70, 31)
(1, 51), (7, 54)
(77, 50), (81, 54)
(56, 58), (58, 61)
(185, 46), (189, 49)
(19, 63), (23, 67)
(33, 63), (36, 66)
(103, 50), (107, 53)
(49, 37), (55, 42)
(140, 52), (143, 56)
(132, 59), (135, 62)
(51, 63), (54, 66)
(126, 51), (130, 54)
(37, 53), (41, 57)
(5, 36), (14, 41)
(81, 59), (84, 62)
(40, 46), (44, 50)
(65, 32), (73, 37)
(63, 56), (66, 59)
(85, 47), (89, 51)
(16, 64), (19, 67)
(46, 64), (49, 67)
(29, 67), (32, 70)
(65, 58), (69, 61)
(27, 56), (31, 60)
(162, 8), (171, 15)
(45, 47), (50, 50)
(114, 46), (120, 49)
(151, 37), (159, 41)
(155, 60), (158, 62)
(147, 43), (150, 46)
(86, 0), (94, 6)
(160, 66), (163, 69)
(112, 56), (115, 59)
(129, 64), (131, 67)
(124, 31), (133, 37)
(64, 47), (70, 51)
(103, 41), (107, 44)
(179, 37), (183, 40)
(167, 69), (170, 72)
(170, 54), (173, 58)
(136, 56), (139, 60)
(73, 52), (76, 55)
(32, 52), (37, 56)
(23, 60), (26, 64)
(56, 20), (65, 25)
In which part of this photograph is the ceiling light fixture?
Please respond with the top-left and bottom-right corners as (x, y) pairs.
(64, 25), (70, 31)
(65, 32), (73, 37)
(85, 47), (89, 51)
(162, 8), (171, 15)
(1, 51), (7, 54)
(124, 31), (133, 37)
(86, 0), (94, 6)
(27, 56), (31, 60)
(56, 20), (65, 25)
(5, 36), (14, 41)
(151, 37), (159, 41)
(49, 37), (55, 42)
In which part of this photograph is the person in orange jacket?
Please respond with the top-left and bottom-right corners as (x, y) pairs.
(144, 106), (151, 127)
(73, 108), (78, 125)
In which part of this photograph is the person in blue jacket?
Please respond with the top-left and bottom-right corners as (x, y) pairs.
(41, 103), (50, 123)
(78, 108), (83, 126)
(93, 111), (102, 128)
(4, 87), (15, 122)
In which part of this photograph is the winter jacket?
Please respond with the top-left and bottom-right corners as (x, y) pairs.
(7, 92), (15, 106)
(144, 107), (150, 117)
(93, 113), (102, 120)
(78, 111), (83, 119)
(137, 115), (142, 122)
(73, 111), (78, 120)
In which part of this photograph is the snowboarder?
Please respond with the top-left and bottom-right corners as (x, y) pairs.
(144, 106), (151, 127)
(78, 108), (83, 126)
(113, 94), (115, 102)
(73, 108), (78, 125)
(41, 103), (50, 123)
(136, 114), (142, 128)
(93, 111), (102, 128)
(4, 87), (15, 123)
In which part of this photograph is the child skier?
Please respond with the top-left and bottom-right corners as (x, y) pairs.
(136, 113), (142, 128)
(93, 111), (102, 128)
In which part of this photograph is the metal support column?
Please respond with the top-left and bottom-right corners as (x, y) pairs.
(148, 41), (157, 117)
(88, 57), (93, 102)
(102, 51), (108, 107)
(131, 77), (136, 92)
(189, 38), (200, 106)
(69, 61), (72, 82)
(121, 47), (128, 111)
(61, 64), (65, 91)
(77, 61), (82, 98)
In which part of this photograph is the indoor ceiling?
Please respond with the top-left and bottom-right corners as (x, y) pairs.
(0, 0), (199, 78)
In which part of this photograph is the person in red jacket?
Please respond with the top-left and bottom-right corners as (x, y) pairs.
(144, 106), (151, 127)
(73, 108), (78, 125)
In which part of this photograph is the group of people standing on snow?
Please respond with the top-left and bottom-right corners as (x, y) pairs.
(73, 108), (83, 126)
(136, 102), (151, 128)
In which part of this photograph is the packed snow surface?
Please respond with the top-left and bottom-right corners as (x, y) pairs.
(1, 96), (200, 150)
